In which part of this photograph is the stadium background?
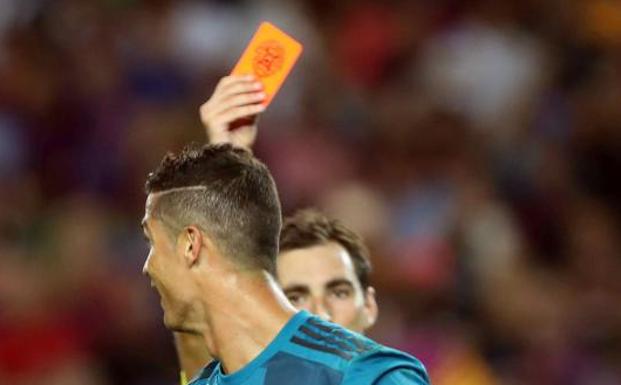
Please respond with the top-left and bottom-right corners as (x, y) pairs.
(0, 0), (620, 384)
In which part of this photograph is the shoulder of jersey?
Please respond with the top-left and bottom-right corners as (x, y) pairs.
(288, 315), (385, 361)
(288, 315), (427, 372)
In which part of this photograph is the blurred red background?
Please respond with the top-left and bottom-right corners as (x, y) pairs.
(0, 1), (620, 384)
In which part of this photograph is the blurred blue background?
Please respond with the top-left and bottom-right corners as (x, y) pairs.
(0, 1), (620, 384)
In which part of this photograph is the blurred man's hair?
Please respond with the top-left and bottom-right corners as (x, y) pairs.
(280, 209), (372, 289)
(145, 144), (282, 272)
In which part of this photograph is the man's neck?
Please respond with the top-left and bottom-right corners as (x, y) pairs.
(196, 270), (297, 374)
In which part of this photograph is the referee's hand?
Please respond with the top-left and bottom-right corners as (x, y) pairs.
(200, 75), (266, 150)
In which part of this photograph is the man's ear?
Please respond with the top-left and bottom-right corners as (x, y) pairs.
(181, 225), (203, 267)
(363, 286), (378, 329)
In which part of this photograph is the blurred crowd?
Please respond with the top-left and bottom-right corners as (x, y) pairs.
(0, 0), (620, 384)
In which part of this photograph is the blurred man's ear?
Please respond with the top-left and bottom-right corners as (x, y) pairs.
(363, 287), (378, 329)
(181, 225), (203, 267)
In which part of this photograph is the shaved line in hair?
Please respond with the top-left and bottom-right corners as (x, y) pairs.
(150, 186), (209, 197)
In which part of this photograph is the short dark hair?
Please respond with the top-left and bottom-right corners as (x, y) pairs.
(145, 143), (282, 272)
(279, 209), (372, 289)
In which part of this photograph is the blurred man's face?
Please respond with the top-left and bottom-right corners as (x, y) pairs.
(277, 242), (377, 334)
(142, 194), (194, 332)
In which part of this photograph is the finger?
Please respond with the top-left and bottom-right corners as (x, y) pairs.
(204, 90), (265, 118)
(202, 100), (262, 130)
(208, 82), (262, 109)
(211, 92), (266, 115)
(209, 77), (262, 108)
(216, 82), (264, 103)
(214, 75), (259, 95)
(215, 103), (266, 124)
(214, 75), (253, 92)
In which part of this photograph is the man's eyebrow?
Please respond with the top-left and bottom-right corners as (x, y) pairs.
(325, 278), (354, 290)
(282, 284), (310, 294)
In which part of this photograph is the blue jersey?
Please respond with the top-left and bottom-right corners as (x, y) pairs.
(189, 311), (429, 385)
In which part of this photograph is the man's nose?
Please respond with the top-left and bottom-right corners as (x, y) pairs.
(142, 256), (150, 276)
(310, 298), (332, 322)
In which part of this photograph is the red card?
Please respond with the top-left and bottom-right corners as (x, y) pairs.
(231, 22), (303, 106)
